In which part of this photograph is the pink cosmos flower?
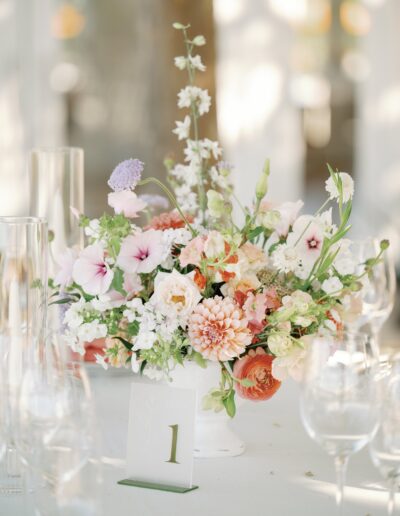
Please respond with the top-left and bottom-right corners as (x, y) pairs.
(55, 247), (78, 288)
(287, 215), (324, 275)
(179, 235), (206, 267)
(117, 229), (164, 274)
(72, 244), (114, 296)
(108, 191), (147, 218)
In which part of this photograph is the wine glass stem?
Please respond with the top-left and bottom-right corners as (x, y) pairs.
(334, 455), (349, 514)
(388, 476), (397, 516)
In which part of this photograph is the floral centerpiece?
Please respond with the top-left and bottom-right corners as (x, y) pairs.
(55, 23), (387, 417)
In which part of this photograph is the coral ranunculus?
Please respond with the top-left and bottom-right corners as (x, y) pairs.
(233, 348), (281, 401)
(147, 210), (193, 230)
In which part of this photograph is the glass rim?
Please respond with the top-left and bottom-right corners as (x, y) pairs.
(30, 146), (83, 156)
(0, 216), (47, 226)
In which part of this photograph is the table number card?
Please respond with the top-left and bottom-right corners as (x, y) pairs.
(118, 382), (198, 493)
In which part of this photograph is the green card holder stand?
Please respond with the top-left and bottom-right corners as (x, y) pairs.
(118, 478), (199, 493)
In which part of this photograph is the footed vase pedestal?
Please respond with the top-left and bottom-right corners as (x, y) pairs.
(170, 362), (245, 458)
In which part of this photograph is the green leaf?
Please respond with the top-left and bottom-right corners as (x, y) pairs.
(247, 226), (264, 241)
(192, 351), (207, 369)
(223, 389), (236, 418)
(111, 267), (127, 297)
(239, 377), (255, 388)
(115, 336), (133, 350)
(49, 298), (72, 306)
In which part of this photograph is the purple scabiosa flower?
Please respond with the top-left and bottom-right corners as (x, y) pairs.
(217, 161), (233, 174)
(138, 194), (169, 210)
(108, 158), (144, 192)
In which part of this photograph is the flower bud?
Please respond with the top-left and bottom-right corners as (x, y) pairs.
(255, 159), (270, 200)
(380, 239), (390, 251)
(192, 35), (206, 46)
(207, 190), (225, 218)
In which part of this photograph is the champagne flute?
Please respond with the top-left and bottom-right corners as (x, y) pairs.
(300, 332), (380, 514)
(370, 357), (400, 515)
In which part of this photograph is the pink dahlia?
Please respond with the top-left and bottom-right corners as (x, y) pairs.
(188, 296), (252, 361)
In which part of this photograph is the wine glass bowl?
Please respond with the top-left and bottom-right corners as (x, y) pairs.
(300, 332), (380, 512)
(370, 359), (400, 515)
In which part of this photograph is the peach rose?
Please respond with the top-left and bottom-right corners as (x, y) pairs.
(233, 347), (281, 401)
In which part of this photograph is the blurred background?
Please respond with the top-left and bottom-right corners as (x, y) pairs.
(1, 0), (399, 331)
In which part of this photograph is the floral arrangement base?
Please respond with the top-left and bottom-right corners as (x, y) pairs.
(170, 362), (245, 458)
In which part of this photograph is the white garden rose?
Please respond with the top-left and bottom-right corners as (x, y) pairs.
(150, 269), (201, 324)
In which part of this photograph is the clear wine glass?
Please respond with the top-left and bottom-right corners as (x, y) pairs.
(349, 238), (396, 342)
(300, 331), (380, 514)
(15, 332), (93, 513)
(370, 357), (400, 515)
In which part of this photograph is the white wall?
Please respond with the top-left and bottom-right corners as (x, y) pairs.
(213, 0), (305, 219)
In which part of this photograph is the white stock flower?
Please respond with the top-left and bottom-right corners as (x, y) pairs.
(172, 115), (191, 140)
(142, 366), (165, 381)
(177, 86), (211, 115)
(174, 56), (187, 70)
(133, 331), (157, 351)
(189, 55), (206, 71)
(197, 89), (211, 114)
(77, 321), (107, 343)
(95, 353), (108, 370)
(171, 163), (198, 186)
(321, 276), (343, 295)
(202, 139), (222, 159)
(325, 172), (354, 203)
(85, 219), (100, 238)
(131, 353), (140, 373)
(150, 270), (201, 324)
(272, 244), (300, 273)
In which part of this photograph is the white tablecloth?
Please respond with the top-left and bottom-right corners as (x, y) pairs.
(2, 372), (392, 516)
(94, 373), (389, 516)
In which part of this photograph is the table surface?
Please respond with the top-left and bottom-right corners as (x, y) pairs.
(2, 372), (393, 516)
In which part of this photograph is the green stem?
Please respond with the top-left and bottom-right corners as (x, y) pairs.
(138, 177), (196, 236)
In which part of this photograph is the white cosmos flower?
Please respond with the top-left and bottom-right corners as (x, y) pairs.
(172, 115), (191, 140)
(321, 276), (343, 295)
(325, 172), (354, 203)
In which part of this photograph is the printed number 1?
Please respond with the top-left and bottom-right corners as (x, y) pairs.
(166, 424), (179, 464)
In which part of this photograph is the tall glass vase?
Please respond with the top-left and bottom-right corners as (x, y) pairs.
(29, 147), (84, 275)
(29, 147), (84, 332)
(0, 217), (48, 496)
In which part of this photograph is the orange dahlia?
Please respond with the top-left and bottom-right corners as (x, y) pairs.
(146, 210), (193, 231)
(188, 296), (252, 361)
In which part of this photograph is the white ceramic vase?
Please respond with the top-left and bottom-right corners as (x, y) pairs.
(169, 361), (245, 459)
